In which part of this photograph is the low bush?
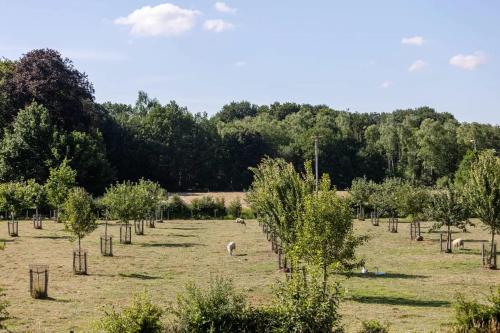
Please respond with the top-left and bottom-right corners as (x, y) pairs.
(0, 287), (9, 330)
(190, 196), (225, 219)
(172, 273), (343, 333)
(93, 291), (163, 333)
(227, 198), (242, 218)
(172, 276), (248, 332)
(270, 271), (343, 333)
(359, 320), (390, 333)
(453, 286), (500, 333)
(166, 195), (190, 219)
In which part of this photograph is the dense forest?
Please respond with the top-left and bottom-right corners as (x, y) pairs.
(1, 49), (499, 194)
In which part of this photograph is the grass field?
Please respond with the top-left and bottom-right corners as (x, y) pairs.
(0, 216), (498, 332)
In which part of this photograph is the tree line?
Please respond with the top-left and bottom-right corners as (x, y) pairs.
(1, 49), (499, 194)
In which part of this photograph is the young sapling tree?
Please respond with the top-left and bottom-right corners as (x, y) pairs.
(63, 187), (97, 274)
(464, 150), (500, 268)
(427, 185), (470, 253)
(45, 159), (76, 222)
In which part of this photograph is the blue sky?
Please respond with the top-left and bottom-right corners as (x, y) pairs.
(1, 1), (499, 123)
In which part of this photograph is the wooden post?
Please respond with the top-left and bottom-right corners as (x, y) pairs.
(440, 233), (443, 252)
(493, 243), (497, 269)
(481, 242), (485, 266)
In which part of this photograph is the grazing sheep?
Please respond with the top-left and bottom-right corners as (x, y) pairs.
(452, 238), (464, 249)
(236, 218), (246, 226)
(227, 241), (236, 256)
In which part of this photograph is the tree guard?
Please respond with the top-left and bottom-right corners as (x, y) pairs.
(33, 214), (42, 230)
(120, 224), (132, 244)
(29, 264), (48, 299)
(100, 220), (113, 256)
(8, 220), (18, 237)
(134, 220), (144, 235)
(370, 211), (379, 226)
(73, 249), (88, 275)
(481, 242), (497, 269)
(388, 217), (398, 233)
(410, 221), (423, 241)
(439, 232), (453, 253)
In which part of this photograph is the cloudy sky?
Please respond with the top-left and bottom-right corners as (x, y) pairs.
(1, 1), (499, 123)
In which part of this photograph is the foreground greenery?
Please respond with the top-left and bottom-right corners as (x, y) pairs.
(95, 274), (343, 333)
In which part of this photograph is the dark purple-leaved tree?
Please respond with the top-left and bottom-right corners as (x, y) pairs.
(9, 48), (96, 131)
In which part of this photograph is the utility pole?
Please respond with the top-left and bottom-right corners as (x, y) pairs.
(313, 135), (320, 192)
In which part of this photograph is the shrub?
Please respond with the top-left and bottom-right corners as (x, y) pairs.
(93, 291), (163, 333)
(240, 207), (255, 219)
(0, 287), (9, 330)
(453, 286), (500, 332)
(270, 270), (344, 333)
(227, 198), (242, 218)
(172, 276), (248, 332)
(359, 320), (390, 333)
(166, 195), (190, 219)
(190, 196), (225, 219)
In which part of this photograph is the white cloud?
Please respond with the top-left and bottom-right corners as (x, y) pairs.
(234, 60), (246, 67)
(114, 3), (200, 37)
(401, 36), (425, 46)
(203, 19), (234, 32)
(449, 51), (487, 70)
(381, 80), (392, 89)
(215, 2), (236, 13)
(408, 60), (428, 72)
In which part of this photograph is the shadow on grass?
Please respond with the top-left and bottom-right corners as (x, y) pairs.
(427, 230), (463, 234)
(350, 295), (450, 307)
(140, 242), (205, 248)
(118, 272), (162, 280)
(31, 235), (69, 240)
(37, 296), (71, 303)
(337, 272), (428, 279)
(234, 254), (247, 257)
(0, 238), (15, 243)
(168, 233), (196, 238)
(169, 227), (205, 231)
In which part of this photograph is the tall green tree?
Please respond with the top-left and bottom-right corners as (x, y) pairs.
(0, 102), (56, 183)
(464, 150), (500, 268)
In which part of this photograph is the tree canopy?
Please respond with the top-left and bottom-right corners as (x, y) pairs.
(1, 49), (499, 194)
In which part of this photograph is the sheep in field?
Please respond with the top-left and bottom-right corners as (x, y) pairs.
(236, 218), (246, 226)
(227, 241), (236, 256)
(452, 238), (464, 249)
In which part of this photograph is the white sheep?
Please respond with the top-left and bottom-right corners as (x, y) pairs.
(227, 241), (236, 256)
(452, 238), (464, 249)
(236, 218), (246, 226)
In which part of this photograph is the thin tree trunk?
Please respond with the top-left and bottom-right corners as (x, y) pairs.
(447, 225), (452, 253)
(490, 230), (496, 267)
(78, 236), (82, 271)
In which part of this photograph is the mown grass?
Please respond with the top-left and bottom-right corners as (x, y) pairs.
(0, 216), (498, 332)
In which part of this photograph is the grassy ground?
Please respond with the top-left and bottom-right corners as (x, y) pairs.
(0, 217), (498, 332)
